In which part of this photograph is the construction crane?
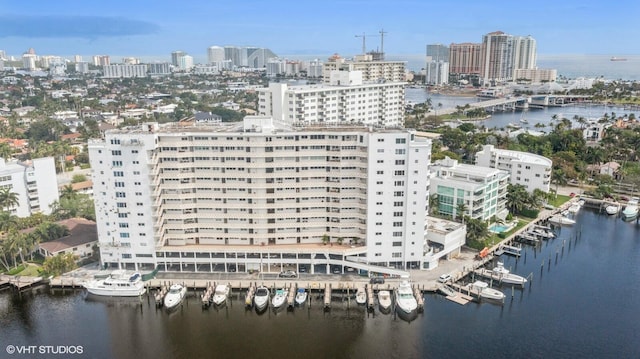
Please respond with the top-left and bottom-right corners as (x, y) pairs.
(355, 32), (379, 55)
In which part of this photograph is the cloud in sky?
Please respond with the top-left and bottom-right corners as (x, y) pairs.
(0, 15), (160, 39)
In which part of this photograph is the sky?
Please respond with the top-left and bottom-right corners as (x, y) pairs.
(1, 0), (639, 59)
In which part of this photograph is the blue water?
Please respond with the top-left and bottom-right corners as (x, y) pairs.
(489, 224), (510, 233)
(405, 88), (637, 130)
(1, 210), (639, 358)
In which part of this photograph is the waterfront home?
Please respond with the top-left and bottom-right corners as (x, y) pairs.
(37, 218), (98, 261)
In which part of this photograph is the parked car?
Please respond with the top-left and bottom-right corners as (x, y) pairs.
(369, 277), (385, 284)
(438, 274), (452, 283)
(278, 270), (297, 278)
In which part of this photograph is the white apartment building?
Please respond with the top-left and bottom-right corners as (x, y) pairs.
(430, 157), (509, 221)
(475, 145), (552, 193)
(514, 68), (557, 83)
(258, 70), (405, 128)
(425, 61), (449, 85)
(322, 55), (406, 83)
(207, 46), (225, 65)
(88, 117), (431, 274)
(103, 64), (148, 78)
(0, 157), (59, 217)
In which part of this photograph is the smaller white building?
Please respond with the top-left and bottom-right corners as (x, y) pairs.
(0, 157), (59, 217)
(423, 217), (466, 270)
(583, 120), (610, 142)
(475, 144), (552, 193)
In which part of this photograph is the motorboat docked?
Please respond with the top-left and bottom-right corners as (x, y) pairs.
(470, 281), (505, 301)
(548, 215), (576, 226)
(295, 288), (307, 306)
(378, 290), (392, 312)
(578, 199), (586, 206)
(272, 288), (287, 308)
(254, 286), (270, 311)
(355, 287), (367, 305)
(164, 284), (187, 310)
(605, 204), (620, 215)
(507, 122), (522, 129)
(395, 281), (418, 314)
(212, 284), (230, 306)
(491, 262), (527, 285)
(83, 270), (146, 297)
(567, 203), (581, 214)
(437, 284), (457, 298)
(622, 197), (639, 221)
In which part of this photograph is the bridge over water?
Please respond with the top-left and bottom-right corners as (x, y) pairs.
(437, 95), (592, 116)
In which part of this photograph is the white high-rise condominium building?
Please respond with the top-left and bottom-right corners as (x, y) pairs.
(75, 62), (89, 74)
(475, 145), (552, 193)
(22, 54), (37, 70)
(426, 44), (449, 62)
(92, 55), (110, 67)
(177, 55), (194, 71)
(207, 46), (225, 65)
(0, 157), (59, 218)
(481, 31), (538, 85)
(258, 70), (405, 127)
(88, 118), (431, 273)
(513, 36), (537, 71)
(103, 64), (148, 78)
(171, 51), (185, 66)
(322, 54), (406, 83)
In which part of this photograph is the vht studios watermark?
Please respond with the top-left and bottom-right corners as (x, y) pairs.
(6, 345), (84, 355)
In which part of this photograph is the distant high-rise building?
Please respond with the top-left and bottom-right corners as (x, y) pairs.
(223, 46), (277, 67)
(480, 31), (537, 85)
(177, 55), (194, 71)
(27, 48), (36, 55)
(22, 54), (37, 70)
(207, 46), (225, 64)
(92, 55), (110, 67)
(426, 44), (449, 62)
(513, 36), (537, 70)
(449, 43), (482, 75)
(171, 51), (185, 66)
(307, 59), (323, 78)
(103, 64), (148, 78)
(0, 50), (6, 60)
(76, 62), (90, 74)
(425, 61), (449, 85)
(74, 55), (83, 63)
(148, 62), (172, 75)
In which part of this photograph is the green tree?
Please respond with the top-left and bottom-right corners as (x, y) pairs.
(71, 174), (87, 183)
(0, 188), (19, 211)
(506, 184), (529, 214)
(465, 217), (489, 243)
(551, 169), (568, 199)
(455, 202), (468, 222)
(41, 253), (78, 277)
(0, 143), (13, 160)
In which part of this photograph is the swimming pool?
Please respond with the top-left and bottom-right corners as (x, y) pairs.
(489, 223), (511, 233)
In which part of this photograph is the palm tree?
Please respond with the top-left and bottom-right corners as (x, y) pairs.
(0, 211), (18, 233)
(506, 184), (528, 214)
(455, 202), (468, 222)
(60, 184), (76, 200)
(551, 169), (568, 199)
(0, 188), (19, 211)
(428, 194), (440, 215)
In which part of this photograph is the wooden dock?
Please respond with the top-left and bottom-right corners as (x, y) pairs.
(3, 276), (45, 290)
(286, 284), (296, 308)
(366, 285), (375, 309)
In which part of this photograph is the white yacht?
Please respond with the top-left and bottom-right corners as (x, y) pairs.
(549, 215), (576, 226)
(272, 288), (287, 308)
(567, 203), (581, 214)
(470, 281), (505, 301)
(254, 286), (270, 312)
(491, 262), (528, 285)
(395, 281), (418, 314)
(295, 288), (307, 306)
(606, 204), (620, 215)
(212, 284), (230, 306)
(622, 197), (639, 221)
(355, 287), (366, 305)
(164, 284), (187, 310)
(378, 290), (392, 312)
(83, 270), (146, 297)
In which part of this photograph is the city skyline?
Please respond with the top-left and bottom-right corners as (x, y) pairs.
(1, 0), (639, 57)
